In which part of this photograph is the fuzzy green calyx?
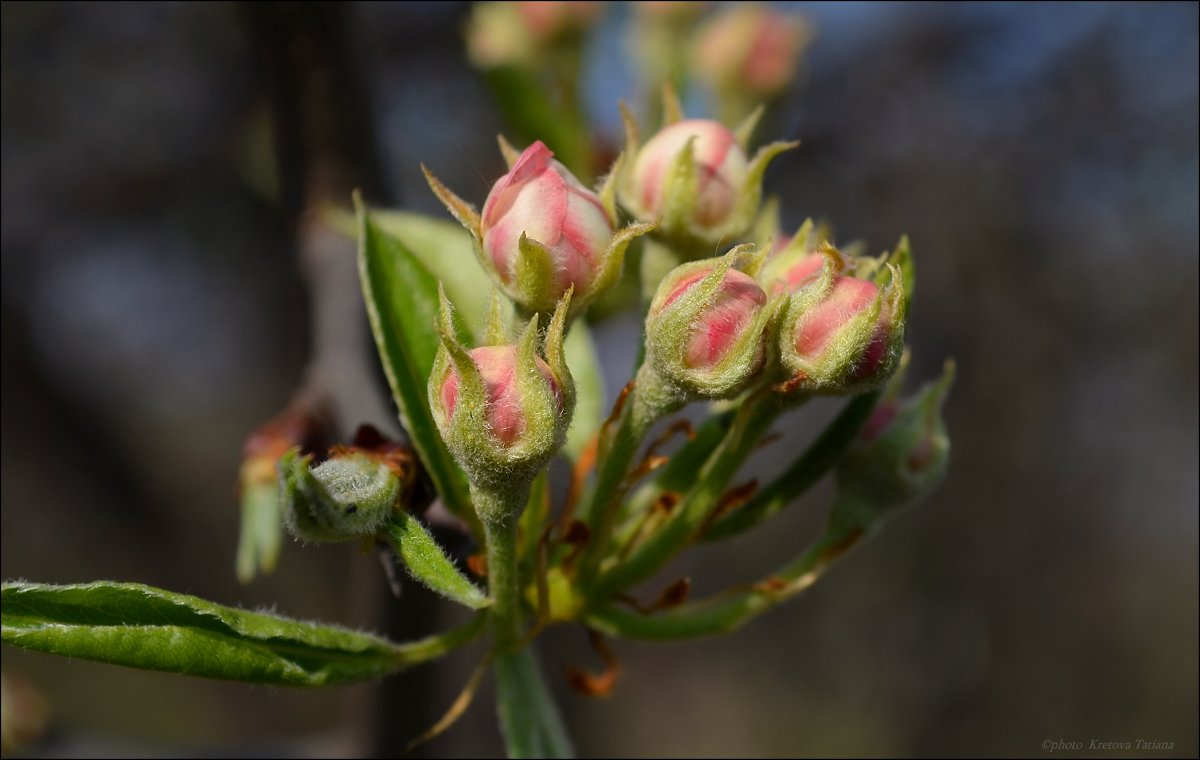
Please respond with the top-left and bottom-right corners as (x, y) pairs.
(428, 287), (575, 507)
(278, 449), (403, 544)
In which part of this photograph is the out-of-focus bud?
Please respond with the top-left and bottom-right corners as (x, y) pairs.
(644, 245), (779, 400)
(467, 2), (605, 69)
(835, 360), (954, 518)
(774, 243), (906, 396)
(429, 288), (575, 518)
(617, 93), (797, 254)
(424, 141), (653, 317)
(633, 119), (747, 228)
(513, 1), (604, 42)
(278, 444), (412, 544)
(1, 671), (49, 756)
(692, 4), (813, 103)
(236, 398), (331, 582)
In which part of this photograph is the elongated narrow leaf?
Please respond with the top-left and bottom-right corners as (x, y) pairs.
(386, 513), (490, 610)
(1, 581), (480, 687)
(368, 210), (494, 341)
(356, 200), (473, 520)
(495, 648), (575, 759)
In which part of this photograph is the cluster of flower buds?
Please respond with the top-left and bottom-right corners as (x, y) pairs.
(467, 1), (605, 69)
(643, 245), (779, 401)
(835, 359), (954, 517)
(763, 237), (908, 396)
(691, 4), (814, 106)
(616, 92), (797, 255)
(424, 140), (653, 318)
(428, 289), (574, 521)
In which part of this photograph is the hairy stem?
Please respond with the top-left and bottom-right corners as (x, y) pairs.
(705, 391), (880, 540)
(575, 364), (680, 584)
(597, 390), (786, 596)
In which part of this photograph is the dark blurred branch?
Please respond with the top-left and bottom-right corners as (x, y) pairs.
(241, 4), (438, 757)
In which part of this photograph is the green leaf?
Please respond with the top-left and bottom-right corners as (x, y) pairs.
(367, 210), (495, 341)
(563, 323), (604, 462)
(495, 648), (575, 759)
(1, 581), (482, 687)
(385, 513), (490, 610)
(356, 200), (474, 522)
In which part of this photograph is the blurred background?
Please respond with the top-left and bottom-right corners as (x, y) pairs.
(1, 1), (1196, 757)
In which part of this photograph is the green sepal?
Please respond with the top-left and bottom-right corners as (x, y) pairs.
(658, 136), (700, 234)
(727, 139), (799, 239)
(734, 104), (766, 150)
(385, 512), (490, 610)
(484, 289), (516, 346)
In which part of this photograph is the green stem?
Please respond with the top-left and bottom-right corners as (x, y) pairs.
(494, 646), (575, 758)
(585, 512), (866, 641)
(393, 614), (488, 666)
(596, 391), (786, 596)
(575, 364), (680, 583)
(704, 391), (880, 541)
(475, 488), (526, 651)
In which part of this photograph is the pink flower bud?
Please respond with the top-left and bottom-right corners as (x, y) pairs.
(631, 119), (749, 228)
(439, 345), (562, 446)
(767, 250), (823, 296)
(795, 276), (896, 380)
(657, 267), (768, 370)
(481, 141), (613, 303)
(777, 252), (905, 395)
(514, 1), (605, 41)
(692, 4), (812, 97)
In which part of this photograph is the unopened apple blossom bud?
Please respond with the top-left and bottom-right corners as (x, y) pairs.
(776, 244), (905, 395)
(835, 361), (954, 516)
(617, 98), (797, 254)
(633, 119), (747, 228)
(513, 0), (604, 42)
(429, 288), (575, 514)
(644, 246), (778, 400)
(424, 141), (652, 318)
(692, 4), (813, 100)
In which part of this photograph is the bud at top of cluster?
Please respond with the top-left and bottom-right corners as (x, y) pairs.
(513, 1), (604, 42)
(466, 2), (604, 69)
(691, 3), (813, 100)
(644, 245), (778, 400)
(424, 141), (653, 319)
(616, 89), (798, 254)
(770, 240), (907, 396)
(429, 288), (575, 509)
(835, 360), (954, 515)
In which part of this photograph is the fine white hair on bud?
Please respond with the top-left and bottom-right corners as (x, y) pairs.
(644, 246), (779, 401)
(425, 141), (652, 319)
